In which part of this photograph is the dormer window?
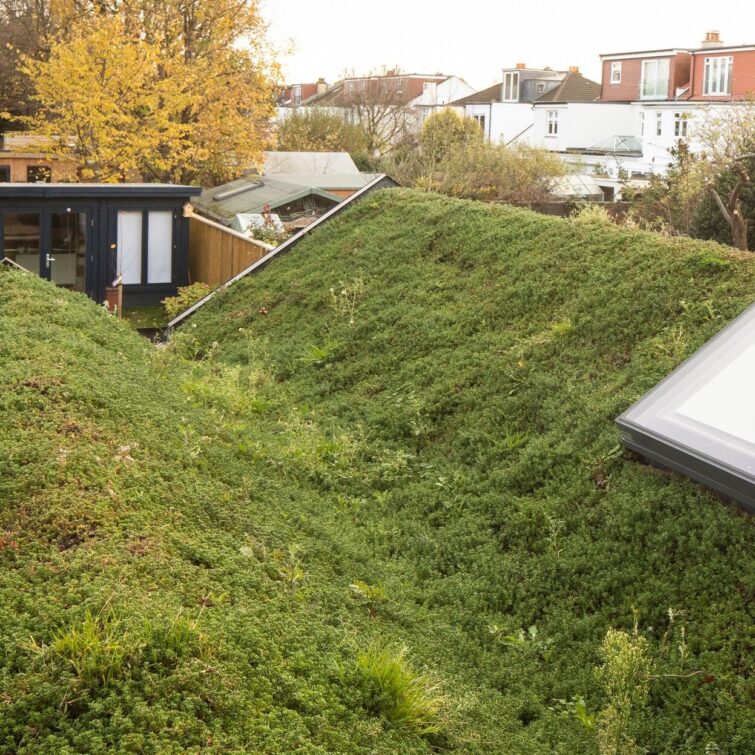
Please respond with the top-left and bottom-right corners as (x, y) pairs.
(503, 71), (520, 101)
(703, 56), (733, 95)
(610, 62), (622, 84)
(641, 58), (669, 99)
(535, 81), (546, 94)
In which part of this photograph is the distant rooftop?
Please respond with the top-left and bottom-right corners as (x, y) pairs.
(263, 151), (360, 177)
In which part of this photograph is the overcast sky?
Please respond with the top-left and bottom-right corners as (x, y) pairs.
(261, 0), (752, 90)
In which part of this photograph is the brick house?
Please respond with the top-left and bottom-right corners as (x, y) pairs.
(277, 71), (473, 152)
(0, 133), (76, 183)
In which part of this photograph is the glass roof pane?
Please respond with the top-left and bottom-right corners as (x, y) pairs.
(617, 302), (755, 513)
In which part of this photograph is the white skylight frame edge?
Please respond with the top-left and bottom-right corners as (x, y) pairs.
(616, 300), (755, 515)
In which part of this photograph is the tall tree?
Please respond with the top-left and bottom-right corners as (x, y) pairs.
(692, 101), (755, 251)
(20, 0), (279, 184)
(339, 71), (418, 156)
(275, 110), (369, 164)
(0, 0), (55, 121)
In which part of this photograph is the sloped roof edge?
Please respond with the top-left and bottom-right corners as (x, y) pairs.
(167, 175), (398, 332)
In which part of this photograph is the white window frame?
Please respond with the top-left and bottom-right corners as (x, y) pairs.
(639, 112), (645, 136)
(503, 72), (520, 102)
(546, 110), (558, 136)
(656, 111), (663, 136)
(473, 114), (486, 134)
(610, 62), (622, 84)
(674, 112), (689, 138)
(641, 58), (670, 100)
(703, 56), (733, 96)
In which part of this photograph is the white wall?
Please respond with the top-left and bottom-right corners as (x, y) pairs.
(529, 103), (635, 151)
(460, 102), (536, 144)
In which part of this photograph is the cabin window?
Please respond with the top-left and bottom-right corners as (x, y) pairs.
(547, 110), (558, 136)
(641, 58), (669, 99)
(116, 209), (173, 285)
(703, 56), (733, 95)
(610, 62), (622, 84)
(26, 165), (51, 183)
(147, 211), (173, 284)
(117, 211), (143, 284)
(674, 112), (689, 137)
(503, 72), (519, 101)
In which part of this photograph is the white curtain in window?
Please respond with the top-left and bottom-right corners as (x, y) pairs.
(117, 211), (142, 285)
(147, 211), (172, 284)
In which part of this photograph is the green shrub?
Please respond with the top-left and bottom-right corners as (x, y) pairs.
(356, 645), (445, 735)
(162, 282), (211, 319)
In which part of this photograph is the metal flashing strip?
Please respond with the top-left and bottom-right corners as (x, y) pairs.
(616, 300), (755, 514)
(166, 174), (397, 332)
(0, 256), (29, 272)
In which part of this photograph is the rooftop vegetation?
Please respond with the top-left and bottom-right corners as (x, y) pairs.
(1, 189), (753, 753)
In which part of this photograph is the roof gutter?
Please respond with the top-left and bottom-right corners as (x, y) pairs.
(166, 173), (397, 333)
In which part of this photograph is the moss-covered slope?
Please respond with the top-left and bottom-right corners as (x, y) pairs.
(181, 190), (755, 753)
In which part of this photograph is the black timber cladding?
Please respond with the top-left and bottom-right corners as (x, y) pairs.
(0, 183), (199, 305)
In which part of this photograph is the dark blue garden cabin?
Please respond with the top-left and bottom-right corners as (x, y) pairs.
(0, 183), (200, 305)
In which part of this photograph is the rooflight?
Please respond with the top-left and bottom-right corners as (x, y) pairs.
(617, 302), (755, 514)
(213, 182), (262, 201)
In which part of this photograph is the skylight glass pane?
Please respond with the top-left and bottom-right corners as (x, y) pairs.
(676, 344), (755, 444)
(617, 302), (755, 513)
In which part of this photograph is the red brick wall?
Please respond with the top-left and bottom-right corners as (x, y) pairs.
(671, 53), (692, 94)
(689, 50), (755, 100)
(600, 59), (642, 100)
(600, 53), (691, 101)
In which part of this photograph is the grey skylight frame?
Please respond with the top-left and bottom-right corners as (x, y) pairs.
(617, 301), (755, 514)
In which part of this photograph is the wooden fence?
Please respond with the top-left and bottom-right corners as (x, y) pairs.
(188, 213), (274, 289)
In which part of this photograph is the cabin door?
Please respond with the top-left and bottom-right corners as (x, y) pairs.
(41, 209), (91, 294)
(1, 208), (92, 295)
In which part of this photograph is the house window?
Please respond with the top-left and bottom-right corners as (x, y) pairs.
(674, 112), (689, 138)
(473, 114), (486, 134)
(292, 85), (301, 105)
(703, 56), (733, 96)
(547, 110), (558, 136)
(655, 112), (663, 136)
(610, 62), (622, 84)
(535, 81), (546, 94)
(26, 165), (51, 183)
(639, 112), (645, 136)
(503, 72), (519, 101)
(641, 59), (670, 99)
(0, 165), (10, 182)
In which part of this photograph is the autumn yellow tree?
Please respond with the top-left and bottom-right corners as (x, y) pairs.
(21, 0), (279, 184)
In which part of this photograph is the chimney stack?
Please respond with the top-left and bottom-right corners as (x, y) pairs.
(316, 77), (327, 95)
(701, 30), (723, 49)
(515, 62), (526, 69)
(569, 65), (580, 74)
